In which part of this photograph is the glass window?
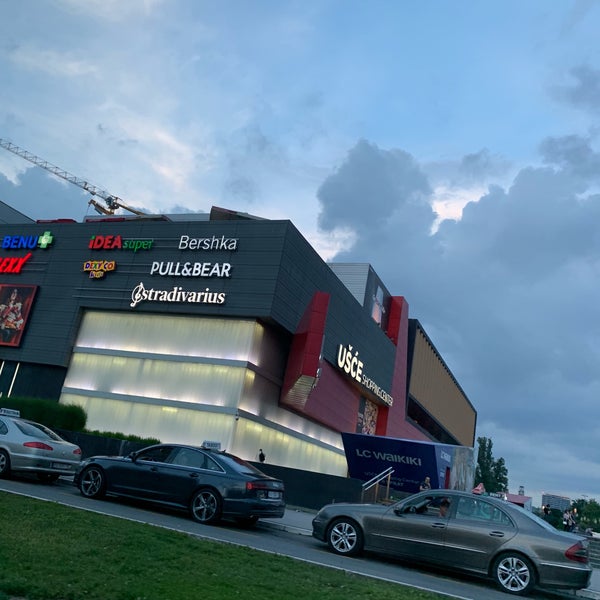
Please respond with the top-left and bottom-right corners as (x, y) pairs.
(0, 419), (7, 435)
(402, 495), (451, 517)
(137, 446), (175, 463)
(15, 420), (61, 441)
(455, 497), (513, 526)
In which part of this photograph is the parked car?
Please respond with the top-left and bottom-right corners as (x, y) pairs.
(312, 489), (592, 596)
(74, 443), (285, 525)
(0, 407), (82, 482)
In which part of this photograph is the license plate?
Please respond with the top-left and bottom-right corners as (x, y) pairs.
(51, 462), (70, 469)
(268, 491), (281, 499)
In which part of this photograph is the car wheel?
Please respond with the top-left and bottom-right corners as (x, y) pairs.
(327, 517), (364, 556)
(78, 466), (106, 499)
(0, 449), (10, 478)
(37, 473), (60, 483)
(492, 552), (536, 595)
(190, 488), (222, 524)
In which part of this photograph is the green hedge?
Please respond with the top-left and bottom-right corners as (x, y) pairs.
(1, 397), (86, 430)
(1, 397), (161, 445)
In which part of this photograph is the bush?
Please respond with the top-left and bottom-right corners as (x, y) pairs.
(0, 396), (86, 430)
(84, 429), (161, 445)
(2, 396), (161, 446)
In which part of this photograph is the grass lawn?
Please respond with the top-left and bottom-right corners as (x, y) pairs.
(0, 491), (448, 600)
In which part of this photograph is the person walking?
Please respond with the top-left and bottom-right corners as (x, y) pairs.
(420, 476), (431, 491)
(258, 448), (266, 463)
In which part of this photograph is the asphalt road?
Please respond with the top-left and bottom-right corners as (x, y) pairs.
(0, 476), (576, 600)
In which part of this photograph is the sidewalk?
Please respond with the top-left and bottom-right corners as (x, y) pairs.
(259, 506), (315, 536)
(260, 508), (600, 599)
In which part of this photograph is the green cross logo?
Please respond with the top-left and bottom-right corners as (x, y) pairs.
(37, 231), (54, 249)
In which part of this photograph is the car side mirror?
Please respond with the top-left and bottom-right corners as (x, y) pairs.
(128, 451), (138, 462)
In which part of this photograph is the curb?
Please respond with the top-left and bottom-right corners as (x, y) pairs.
(258, 520), (312, 537)
(578, 591), (600, 599)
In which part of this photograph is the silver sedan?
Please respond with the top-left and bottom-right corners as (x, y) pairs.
(312, 489), (592, 596)
(0, 408), (82, 482)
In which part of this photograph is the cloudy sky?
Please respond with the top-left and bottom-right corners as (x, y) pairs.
(2, 0), (600, 506)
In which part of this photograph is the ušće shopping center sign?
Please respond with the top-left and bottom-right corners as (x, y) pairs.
(336, 343), (394, 406)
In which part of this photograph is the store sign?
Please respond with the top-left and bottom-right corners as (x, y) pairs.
(130, 281), (226, 308)
(0, 253), (33, 273)
(88, 235), (153, 251)
(83, 260), (116, 279)
(2, 231), (54, 250)
(150, 261), (231, 277)
(336, 343), (394, 406)
(178, 235), (238, 251)
(342, 433), (465, 494)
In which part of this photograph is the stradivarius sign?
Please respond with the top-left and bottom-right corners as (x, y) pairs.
(130, 282), (226, 308)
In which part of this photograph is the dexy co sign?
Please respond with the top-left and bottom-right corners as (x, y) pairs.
(0, 231), (54, 274)
(336, 343), (394, 406)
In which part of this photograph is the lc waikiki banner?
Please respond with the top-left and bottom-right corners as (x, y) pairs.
(341, 433), (475, 494)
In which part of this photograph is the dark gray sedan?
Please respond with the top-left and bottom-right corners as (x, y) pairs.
(74, 443), (285, 526)
(312, 489), (592, 596)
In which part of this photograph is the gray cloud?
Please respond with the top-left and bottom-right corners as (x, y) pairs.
(540, 134), (600, 181)
(317, 139), (433, 233)
(321, 139), (600, 497)
(555, 64), (600, 113)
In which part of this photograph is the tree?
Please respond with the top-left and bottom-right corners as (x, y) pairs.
(475, 436), (509, 493)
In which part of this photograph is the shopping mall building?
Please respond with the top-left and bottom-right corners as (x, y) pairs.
(0, 203), (476, 488)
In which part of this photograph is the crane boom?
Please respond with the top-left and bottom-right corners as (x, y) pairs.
(0, 138), (145, 216)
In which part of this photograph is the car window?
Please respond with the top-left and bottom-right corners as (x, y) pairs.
(455, 497), (513, 526)
(0, 419), (7, 435)
(403, 495), (452, 517)
(137, 446), (176, 463)
(216, 453), (266, 475)
(171, 448), (224, 471)
(15, 420), (61, 441)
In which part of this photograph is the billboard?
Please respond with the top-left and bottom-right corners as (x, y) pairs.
(342, 433), (475, 494)
(0, 284), (38, 347)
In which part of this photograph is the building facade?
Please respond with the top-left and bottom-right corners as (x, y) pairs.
(0, 204), (476, 478)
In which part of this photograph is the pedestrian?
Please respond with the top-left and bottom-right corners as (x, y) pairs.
(542, 504), (551, 519)
(563, 509), (576, 531)
(258, 448), (265, 463)
(419, 476), (431, 491)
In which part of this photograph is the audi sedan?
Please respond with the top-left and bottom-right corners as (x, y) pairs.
(74, 443), (285, 526)
(312, 489), (592, 596)
(0, 408), (82, 481)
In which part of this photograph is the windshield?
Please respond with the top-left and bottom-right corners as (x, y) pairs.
(217, 453), (268, 476)
(15, 420), (62, 441)
(509, 502), (561, 532)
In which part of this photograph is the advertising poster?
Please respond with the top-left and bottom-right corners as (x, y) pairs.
(0, 284), (38, 347)
(342, 432), (475, 494)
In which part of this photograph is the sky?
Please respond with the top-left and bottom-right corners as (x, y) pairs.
(1, 0), (600, 507)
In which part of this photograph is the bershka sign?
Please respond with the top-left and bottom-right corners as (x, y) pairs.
(336, 343), (394, 406)
(2, 231), (54, 250)
(0, 253), (32, 273)
(88, 235), (153, 252)
(130, 281), (226, 308)
(150, 261), (231, 277)
(179, 235), (238, 251)
(83, 260), (116, 279)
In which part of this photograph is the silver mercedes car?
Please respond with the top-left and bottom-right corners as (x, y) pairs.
(0, 408), (82, 482)
(312, 489), (592, 596)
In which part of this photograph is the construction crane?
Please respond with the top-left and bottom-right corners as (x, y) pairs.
(0, 138), (146, 216)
